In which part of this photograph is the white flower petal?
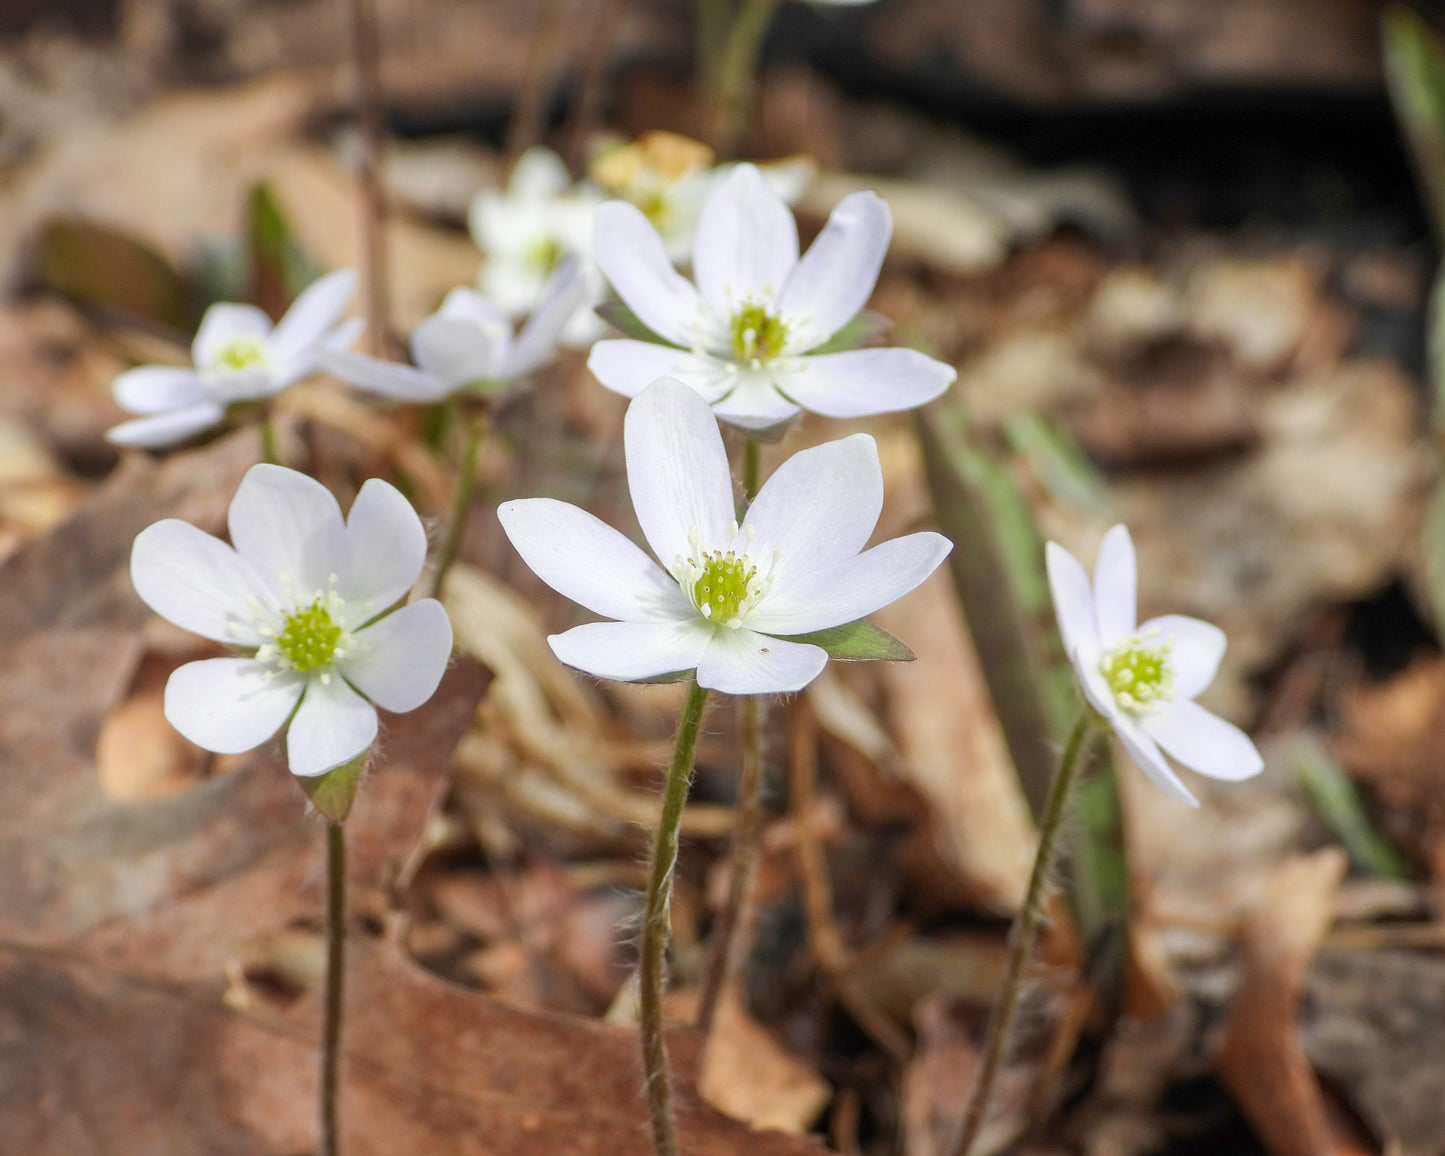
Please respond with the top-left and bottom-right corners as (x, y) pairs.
(1093, 525), (1136, 643)
(193, 303), (274, 368)
(1141, 700), (1264, 783)
(587, 341), (734, 402)
(750, 532), (951, 636)
(594, 201), (709, 348)
(112, 367), (207, 415)
(509, 147), (573, 198)
(340, 478), (429, 611)
(410, 315), (499, 389)
(228, 464), (346, 594)
(438, 287), (511, 331)
(709, 375), (802, 431)
(776, 190), (890, 349)
(132, 519), (281, 644)
(624, 377), (736, 563)
(506, 255), (586, 376)
(695, 629), (826, 695)
(1143, 614), (1226, 702)
(164, 658), (303, 754)
(286, 674), (378, 778)
(105, 404), (226, 448)
(693, 164), (799, 317)
(742, 434), (883, 593)
(324, 349), (451, 402)
(774, 348), (955, 418)
(1112, 712), (1199, 807)
(498, 498), (691, 621)
(549, 619), (713, 682)
(340, 599), (452, 712)
(1045, 541), (1100, 669)
(267, 269), (357, 362)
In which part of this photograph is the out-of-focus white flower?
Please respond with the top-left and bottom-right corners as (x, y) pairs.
(107, 271), (362, 449)
(325, 257), (583, 403)
(498, 376), (951, 694)
(1046, 524), (1264, 806)
(131, 464), (452, 778)
(469, 148), (605, 349)
(587, 164), (954, 435)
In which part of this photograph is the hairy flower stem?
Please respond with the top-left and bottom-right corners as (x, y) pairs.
(711, 0), (776, 155)
(320, 819), (347, 1156)
(639, 680), (710, 1156)
(950, 713), (1094, 1156)
(258, 414), (280, 466)
(696, 436), (765, 1036)
(430, 406), (488, 599)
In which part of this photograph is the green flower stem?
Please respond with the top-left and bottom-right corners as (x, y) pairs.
(696, 435), (765, 1035)
(429, 404), (488, 600)
(258, 414), (280, 466)
(639, 680), (710, 1156)
(711, 0), (776, 154)
(320, 819), (347, 1156)
(950, 713), (1095, 1156)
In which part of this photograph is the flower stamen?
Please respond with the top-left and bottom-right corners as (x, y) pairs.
(1099, 636), (1174, 713)
(216, 336), (268, 372)
(729, 301), (788, 367)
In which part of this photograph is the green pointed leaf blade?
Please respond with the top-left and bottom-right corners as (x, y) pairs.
(781, 620), (915, 662)
(595, 300), (678, 346)
(808, 311), (890, 355)
(1383, 5), (1445, 240)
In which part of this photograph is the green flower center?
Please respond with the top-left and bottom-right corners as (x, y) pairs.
(635, 189), (671, 229)
(691, 550), (758, 626)
(730, 302), (788, 365)
(1100, 637), (1174, 713)
(275, 599), (343, 673)
(527, 235), (565, 275)
(217, 336), (267, 372)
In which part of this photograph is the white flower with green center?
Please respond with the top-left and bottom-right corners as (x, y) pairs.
(130, 464), (453, 777)
(324, 257), (584, 403)
(469, 148), (606, 350)
(107, 270), (363, 449)
(1046, 525), (1264, 806)
(586, 163), (956, 435)
(497, 376), (951, 693)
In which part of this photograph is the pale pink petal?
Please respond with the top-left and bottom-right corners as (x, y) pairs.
(498, 498), (691, 622)
(594, 201), (709, 348)
(340, 599), (452, 712)
(773, 348), (954, 418)
(624, 377), (736, 564)
(1142, 614), (1226, 702)
(1045, 541), (1100, 666)
(340, 478), (428, 611)
(268, 269), (357, 362)
(286, 674), (378, 778)
(105, 404), (226, 448)
(164, 658), (303, 754)
(548, 619), (713, 682)
(112, 367), (207, 415)
(132, 519), (281, 645)
(323, 349), (450, 402)
(693, 164), (799, 317)
(193, 303), (273, 368)
(228, 464), (345, 594)
(695, 628), (826, 695)
(1112, 712), (1199, 807)
(1093, 525), (1137, 643)
(587, 341), (734, 402)
(775, 191), (890, 349)
(1141, 699), (1264, 783)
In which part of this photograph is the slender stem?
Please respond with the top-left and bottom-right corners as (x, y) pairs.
(639, 680), (710, 1156)
(430, 405), (487, 599)
(258, 414), (280, 466)
(320, 820), (347, 1156)
(347, 0), (393, 358)
(694, 0), (734, 94)
(696, 435), (765, 1035)
(711, 0), (775, 156)
(950, 713), (1094, 1156)
(565, 0), (628, 170)
(508, 0), (566, 165)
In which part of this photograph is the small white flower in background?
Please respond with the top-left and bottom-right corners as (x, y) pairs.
(1046, 524), (1264, 806)
(587, 163), (955, 435)
(469, 148), (606, 350)
(107, 270), (362, 449)
(131, 464), (453, 778)
(324, 257), (583, 403)
(498, 376), (951, 694)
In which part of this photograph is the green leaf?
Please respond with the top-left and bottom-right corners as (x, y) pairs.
(808, 311), (890, 355)
(633, 668), (697, 685)
(781, 620), (915, 662)
(1002, 412), (1112, 517)
(246, 181), (323, 316)
(1290, 734), (1412, 880)
(297, 750), (369, 824)
(1384, 6), (1445, 241)
(595, 300), (678, 346)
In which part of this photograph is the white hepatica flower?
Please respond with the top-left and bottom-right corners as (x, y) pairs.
(469, 148), (605, 349)
(131, 464), (453, 777)
(498, 376), (951, 694)
(324, 257), (583, 403)
(587, 163), (955, 435)
(1046, 524), (1264, 806)
(107, 270), (362, 449)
